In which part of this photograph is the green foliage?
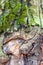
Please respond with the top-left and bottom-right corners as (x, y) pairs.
(0, 0), (28, 32)
(0, 0), (21, 32)
(0, 0), (43, 32)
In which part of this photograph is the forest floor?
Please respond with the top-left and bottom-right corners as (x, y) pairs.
(0, 26), (43, 65)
